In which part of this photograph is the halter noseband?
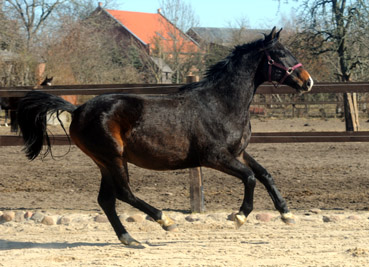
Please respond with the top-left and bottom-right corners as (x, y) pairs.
(263, 47), (302, 87)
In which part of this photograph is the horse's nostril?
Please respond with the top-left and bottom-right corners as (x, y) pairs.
(306, 77), (313, 90)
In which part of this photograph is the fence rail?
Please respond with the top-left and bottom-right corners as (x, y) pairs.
(2, 131), (369, 147)
(1, 82), (369, 97)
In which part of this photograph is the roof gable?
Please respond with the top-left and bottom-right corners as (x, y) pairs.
(104, 9), (198, 53)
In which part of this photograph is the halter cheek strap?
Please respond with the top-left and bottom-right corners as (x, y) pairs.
(264, 49), (302, 86)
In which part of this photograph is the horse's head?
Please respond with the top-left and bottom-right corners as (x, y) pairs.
(258, 27), (313, 92)
(40, 76), (53, 86)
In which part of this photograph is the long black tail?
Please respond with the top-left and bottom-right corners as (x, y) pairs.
(17, 91), (77, 160)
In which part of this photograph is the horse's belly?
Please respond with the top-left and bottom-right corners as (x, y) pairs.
(125, 150), (196, 170)
(124, 136), (196, 170)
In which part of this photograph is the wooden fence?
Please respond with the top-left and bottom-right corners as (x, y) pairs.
(2, 81), (369, 96)
(1, 82), (369, 212)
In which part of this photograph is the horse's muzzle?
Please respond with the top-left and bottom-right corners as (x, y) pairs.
(295, 68), (313, 92)
(302, 76), (314, 92)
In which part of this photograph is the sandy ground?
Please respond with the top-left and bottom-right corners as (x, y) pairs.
(1, 117), (369, 266)
(1, 210), (369, 267)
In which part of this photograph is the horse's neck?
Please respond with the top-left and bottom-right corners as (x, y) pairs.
(212, 52), (263, 115)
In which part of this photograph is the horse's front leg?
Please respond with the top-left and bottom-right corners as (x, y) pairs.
(208, 155), (256, 227)
(240, 151), (295, 225)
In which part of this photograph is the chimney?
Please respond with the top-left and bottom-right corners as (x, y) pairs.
(157, 8), (162, 14)
(98, 2), (103, 7)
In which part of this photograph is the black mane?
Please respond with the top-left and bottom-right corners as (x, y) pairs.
(179, 38), (264, 91)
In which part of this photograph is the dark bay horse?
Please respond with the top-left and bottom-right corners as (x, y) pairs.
(17, 28), (313, 248)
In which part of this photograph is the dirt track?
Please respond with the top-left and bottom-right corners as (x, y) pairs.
(1, 210), (369, 266)
(0, 118), (369, 266)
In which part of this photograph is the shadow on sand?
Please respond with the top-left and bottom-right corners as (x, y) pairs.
(0, 239), (114, 250)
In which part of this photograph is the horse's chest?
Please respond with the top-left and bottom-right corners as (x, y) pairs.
(220, 120), (251, 154)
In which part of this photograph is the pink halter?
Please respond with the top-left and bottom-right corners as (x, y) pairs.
(264, 48), (302, 86)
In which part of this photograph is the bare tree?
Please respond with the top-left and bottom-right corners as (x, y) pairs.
(0, 4), (37, 86)
(45, 16), (143, 85)
(158, 0), (199, 32)
(293, 0), (369, 130)
(1, 0), (69, 86)
(154, 0), (202, 83)
(1, 0), (135, 86)
(56, 0), (117, 21)
(4, 0), (67, 48)
(0, 3), (22, 52)
(226, 16), (252, 45)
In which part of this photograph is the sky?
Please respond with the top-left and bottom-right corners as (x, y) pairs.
(117, 0), (301, 29)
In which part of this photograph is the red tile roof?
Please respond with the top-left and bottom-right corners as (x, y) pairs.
(105, 9), (199, 53)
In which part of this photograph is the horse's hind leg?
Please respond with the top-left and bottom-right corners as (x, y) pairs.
(71, 121), (176, 245)
(97, 169), (143, 248)
(99, 161), (177, 246)
(241, 151), (295, 224)
(9, 109), (18, 132)
(4, 109), (9, 127)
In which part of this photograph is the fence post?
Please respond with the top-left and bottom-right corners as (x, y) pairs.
(344, 92), (359, 131)
(186, 75), (205, 213)
(352, 93), (360, 129)
(189, 167), (205, 213)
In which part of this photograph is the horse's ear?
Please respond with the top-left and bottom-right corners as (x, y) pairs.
(262, 27), (282, 48)
(275, 28), (282, 40)
(264, 27), (276, 43)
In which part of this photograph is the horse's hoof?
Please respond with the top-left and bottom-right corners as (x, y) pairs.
(281, 212), (296, 225)
(235, 212), (247, 228)
(162, 223), (178, 232)
(157, 213), (177, 232)
(119, 233), (145, 249)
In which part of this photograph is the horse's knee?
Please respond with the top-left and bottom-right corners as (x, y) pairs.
(244, 174), (256, 188)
